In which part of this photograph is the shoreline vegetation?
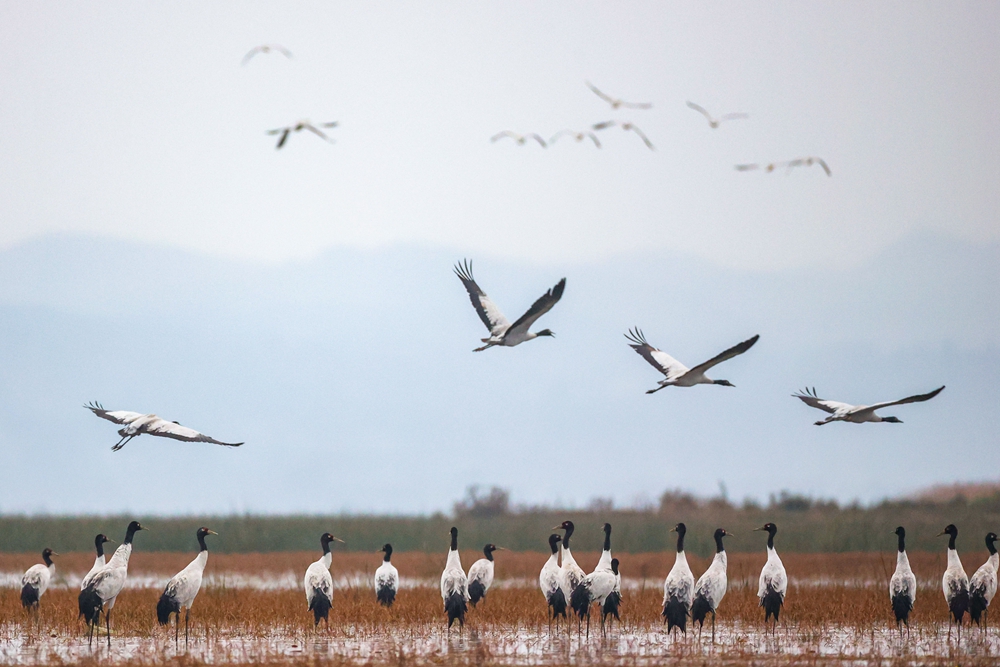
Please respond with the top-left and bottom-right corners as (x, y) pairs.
(2, 484), (999, 554)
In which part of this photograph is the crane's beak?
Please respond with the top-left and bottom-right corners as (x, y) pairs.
(207, 530), (218, 536)
(551, 525), (563, 530)
(105, 538), (115, 544)
(753, 527), (764, 532)
(669, 527), (677, 533)
(52, 552), (61, 557)
(936, 530), (946, 537)
(496, 547), (509, 551)
(333, 537), (345, 544)
(725, 532), (735, 537)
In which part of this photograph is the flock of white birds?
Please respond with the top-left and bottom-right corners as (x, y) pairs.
(15, 517), (999, 647)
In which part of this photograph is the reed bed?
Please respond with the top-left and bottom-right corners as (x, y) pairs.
(1, 552), (998, 666)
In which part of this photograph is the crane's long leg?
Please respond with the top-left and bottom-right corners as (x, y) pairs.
(174, 611), (179, 649)
(106, 608), (112, 648)
(711, 611), (716, 644)
(184, 609), (189, 649)
(111, 435), (135, 452)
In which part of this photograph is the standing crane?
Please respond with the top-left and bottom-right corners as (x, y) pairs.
(938, 524), (970, 642)
(662, 522), (694, 636)
(969, 532), (999, 629)
(79, 520), (148, 648)
(304, 533), (344, 628)
(889, 526), (916, 635)
(468, 544), (503, 607)
(156, 527), (217, 648)
(374, 544), (399, 607)
(440, 527), (469, 631)
(539, 534), (566, 624)
(691, 528), (731, 643)
(755, 523), (787, 635)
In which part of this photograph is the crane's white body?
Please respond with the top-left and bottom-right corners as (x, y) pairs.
(890, 550), (917, 607)
(575, 568), (617, 607)
(85, 402), (243, 449)
(539, 549), (562, 605)
(81, 552), (106, 591)
(694, 550), (728, 614)
(440, 549), (469, 603)
(664, 550), (695, 611)
(626, 329), (758, 391)
(87, 542), (133, 612)
(559, 544), (585, 603)
(162, 550), (209, 612)
(943, 547), (970, 609)
(793, 386), (944, 425)
(970, 553), (999, 610)
(304, 552), (333, 610)
(758, 546), (788, 603)
(21, 562), (55, 602)
(468, 558), (494, 596)
(374, 560), (398, 600)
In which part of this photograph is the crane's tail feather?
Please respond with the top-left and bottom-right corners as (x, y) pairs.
(308, 590), (332, 626)
(691, 594), (711, 627)
(156, 593), (179, 625)
(569, 584), (591, 619)
(376, 585), (396, 607)
(468, 581), (486, 607)
(444, 591), (467, 627)
(662, 595), (688, 632)
(78, 587), (103, 625)
(549, 588), (567, 618)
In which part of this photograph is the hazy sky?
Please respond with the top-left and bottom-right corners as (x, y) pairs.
(0, 3), (998, 515)
(1, 2), (997, 270)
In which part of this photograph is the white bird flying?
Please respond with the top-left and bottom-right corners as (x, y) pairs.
(586, 82), (652, 110)
(21, 548), (57, 610)
(241, 44), (293, 65)
(938, 524), (970, 640)
(792, 385), (945, 425)
(685, 101), (748, 129)
(539, 534), (567, 623)
(468, 544), (503, 607)
(553, 521), (585, 609)
(79, 520), (148, 648)
(375, 543), (399, 607)
(569, 524), (616, 638)
(735, 157), (832, 176)
(454, 259), (566, 352)
(441, 527), (469, 631)
(85, 402), (244, 451)
(157, 527), (217, 648)
(490, 131), (547, 148)
(691, 528), (731, 643)
(626, 328), (759, 393)
(81, 534), (113, 591)
(662, 522), (694, 636)
(267, 121), (339, 149)
(304, 533), (344, 627)
(755, 523), (787, 635)
(549, 130), (602, 148)
(592, 120), (654, 150)
(889, 526), (917, 635)
(969, 532), (999, 629)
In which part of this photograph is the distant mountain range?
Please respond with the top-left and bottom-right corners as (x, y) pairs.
(0, 232), (996, 515)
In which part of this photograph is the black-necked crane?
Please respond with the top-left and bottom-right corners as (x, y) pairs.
(592, 120), (655, 150)
(157, 527), (217, 648)
(490, 131), (547, 148)
(586, 82), (652, 110)
(81, 534), (113, 591)
(889, 526), (916, 635)
(691, 528), (731, 643)
(304, 533), (344, 628)
(553, 521), (585, 605)
(793, 386), (945, 425)
(735, 157), (832, 176)
(662, 522), (694, 636)
(85, 402), (243, 451)
(539, 534), (566, 624)
(241, 44), (293, 65)
(569, 524), (616, 638)
(454, 259), (565, 352)
(441, 527), (469, 631)
(685, 101), (748, 129)
(468, 544), (503, 607)
(267, 121), (339, 149)
(969, 532), (997, 629)
(21, 548), (57, 611)
(375, 544), (399, 607)
(602, 559), (622, 631)
(755, 523), (787, 635)
(626, 328), (759, 393)
(938, 524), (969, 641)
(79, 520), (148, 648)
(549, 130), (601, 148)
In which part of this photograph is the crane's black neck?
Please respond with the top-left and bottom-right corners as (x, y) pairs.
(603, 525), (612, 553)
(675, 524), (686, 553)
(897, 532), (905, 553)
(563, 523), (574, 550)
(94, 535), (106, 558)
(383, 545), (393, 562)
(987, 536), (997, 556)
(197, 532), (209, 552)
(42, 551), (53, 566)
(765, 525), (777, 550)
(948, 533), (957, 551)
(450, 528), (458, 551)
(124, 525), (140, 545)
(484, 546), (494, 562)
(714, 531), (726, 554)
(548, 535), (560, 555)
(321, 535), (333, 555)
(610, 559), (619, 575)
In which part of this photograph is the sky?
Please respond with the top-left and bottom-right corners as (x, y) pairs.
(0, 2), (997, 515)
